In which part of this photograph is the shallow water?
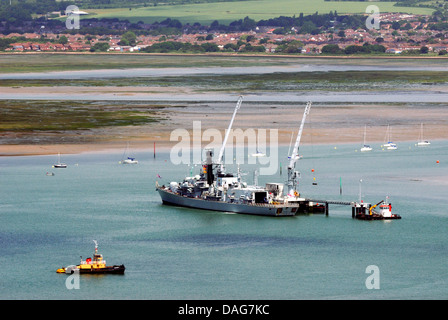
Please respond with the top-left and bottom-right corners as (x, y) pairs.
(2, 58), (448, 104)
(1, 142), (447, 299)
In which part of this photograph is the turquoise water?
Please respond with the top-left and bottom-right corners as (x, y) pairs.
(1, 142), (447, 300)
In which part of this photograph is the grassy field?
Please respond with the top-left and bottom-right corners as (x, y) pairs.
(85, 0), (435, 24)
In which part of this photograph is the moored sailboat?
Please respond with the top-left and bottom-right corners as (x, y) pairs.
(417, 123), (431, 147)
(120, 142), (138, 164)
(360, 125), (372, 152)
(53, 153), (67, 168)
(382, 124), (397, 150)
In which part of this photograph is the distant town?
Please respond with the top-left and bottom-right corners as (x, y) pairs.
(2, 12), (448, 56)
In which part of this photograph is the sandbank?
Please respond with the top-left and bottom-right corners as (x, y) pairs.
(1, 95), (447, 156)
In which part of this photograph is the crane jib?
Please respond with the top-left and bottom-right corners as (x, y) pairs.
(288, 101), (312, 169)
(217, 96), (243, 172)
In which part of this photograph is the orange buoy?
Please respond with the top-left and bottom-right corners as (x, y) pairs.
(311, 169), (315, 172)
(436, 160), (440, 164)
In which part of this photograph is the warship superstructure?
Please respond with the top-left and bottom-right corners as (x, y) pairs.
(157, 98), (324, 217)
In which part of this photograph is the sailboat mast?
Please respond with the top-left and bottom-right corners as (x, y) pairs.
(363, 125), (367, 145)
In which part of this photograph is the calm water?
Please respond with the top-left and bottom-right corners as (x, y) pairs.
(1, 142), (447, 300)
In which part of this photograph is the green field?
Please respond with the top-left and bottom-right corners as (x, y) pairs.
(85, 0), (435, 24)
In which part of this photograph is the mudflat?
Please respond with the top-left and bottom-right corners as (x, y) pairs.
(1, 54), (447, 156)
(1, 86), (446, 156)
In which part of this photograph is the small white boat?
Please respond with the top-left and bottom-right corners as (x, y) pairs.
(120, 142), (138, 164)
(361, 145), (373, 152)
(122, 157), (138, 164)
(360, 125), (372, 152)
(251, 149), (266, 157)
(417, 141), (431, 147)
(53, 153), (67, 168)
(385, 143), (397, 150)
(417, 123), (431, 147)
(373, 197), (398, 219)
(383, 125), (397, 150)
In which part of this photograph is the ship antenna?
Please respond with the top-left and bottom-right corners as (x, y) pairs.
(93, 240), (98, 254)
(217, 96), (243, 174)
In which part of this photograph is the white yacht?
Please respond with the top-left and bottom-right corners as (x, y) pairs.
(360, 125), (372, 152)
(53, 153), (67, 168)
(120, 142), (138, 164)
(417, 123), (431, 147)
(383, 125), (397, 150)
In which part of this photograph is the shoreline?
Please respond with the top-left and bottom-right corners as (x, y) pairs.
(1, 136), (444, 157)
(2, 52), (448, 59)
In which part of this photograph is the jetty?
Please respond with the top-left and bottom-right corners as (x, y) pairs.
(304, 198), (401, 220)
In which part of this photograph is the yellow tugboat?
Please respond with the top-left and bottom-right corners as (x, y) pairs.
(56, 240), (125, 274)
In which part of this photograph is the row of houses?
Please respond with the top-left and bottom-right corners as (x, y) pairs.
(6, 42), (90, 51)
(6, 40), (448, 55)
(4, 23), (448, 54)
(6, 41), (147, 52)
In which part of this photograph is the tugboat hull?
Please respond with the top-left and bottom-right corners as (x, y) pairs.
(60, 264), (125, 274)
(355, 213), (401, 220)
(78, 264), (125, 274)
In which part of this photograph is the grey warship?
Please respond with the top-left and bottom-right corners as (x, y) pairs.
(156, 98), (324, 217)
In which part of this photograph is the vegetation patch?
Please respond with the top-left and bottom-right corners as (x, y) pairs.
(0, 100), (169, 144)
(2, 70), (447, 92)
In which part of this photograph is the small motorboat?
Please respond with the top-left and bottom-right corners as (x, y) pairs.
(354, 198), (401, 220)
(56, 241), (125, 274)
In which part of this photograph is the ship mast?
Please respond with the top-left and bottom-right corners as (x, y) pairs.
(217, 95), (243, 174)
(287, 101), (312, 196)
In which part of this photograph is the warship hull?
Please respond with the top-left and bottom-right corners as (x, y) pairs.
(157, 187), (298, 217)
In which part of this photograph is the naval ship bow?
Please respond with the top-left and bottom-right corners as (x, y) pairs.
(156, 97), (319, 216)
